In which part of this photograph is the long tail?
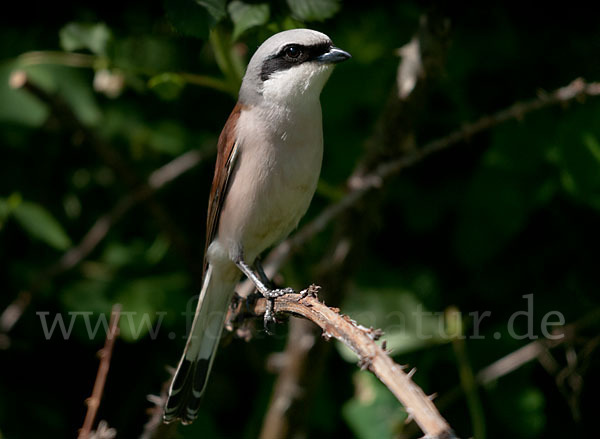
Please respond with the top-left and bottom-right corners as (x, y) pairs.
(163, 264), (237, 424)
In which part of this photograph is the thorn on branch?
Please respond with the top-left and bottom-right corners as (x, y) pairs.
(407, 367), (417, 379)
(235, 323), (254, 342)
(299, 284), (321, 301)
(358, 355), (374, 371)
(146, 394), (163, 406)
(368, 327), (384, 341)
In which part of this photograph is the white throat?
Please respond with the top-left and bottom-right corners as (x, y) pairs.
(260, 63), (334, 110)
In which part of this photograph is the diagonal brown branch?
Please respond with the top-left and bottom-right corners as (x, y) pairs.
(402, 308), (600, 438)
(78, 304), (121, 439)
(228, 288), (457, 439)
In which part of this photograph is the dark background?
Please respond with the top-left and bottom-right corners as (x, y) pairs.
(1, 1), (599, 438)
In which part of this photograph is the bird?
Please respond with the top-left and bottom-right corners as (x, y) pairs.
(163, 28), (351, 424)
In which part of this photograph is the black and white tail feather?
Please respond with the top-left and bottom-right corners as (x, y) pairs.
(163, 265), (237, 424)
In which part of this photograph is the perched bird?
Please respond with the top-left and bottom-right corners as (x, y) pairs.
(164, 28), (351, 424)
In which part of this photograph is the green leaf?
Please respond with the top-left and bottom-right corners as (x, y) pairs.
(148, 73), (186, 101)
(556, 131), (600, 211)
(337, 286), (449, 362)
(116, 274), (188, 341)
(488, 383), (546, 437)
(583, 132), (600, 163)
(228, 1), (270, 41)
(209, 27), (245, 93)
(146, 121), (188, 155)
(113, 36), (179, 76)
(0, 61), (48, 127)
(21, 64), (102, 126)
(165, 0), (211, 39)
(287, 0), (340, 22)
(61, 280), (112, 315)
(59, 22), (112, 55)
(196, 0), (227, 22)
(13, 200), (72, 250)
(454, 117), (556, 267)
(342, 371), (407, 439)
(102, 241), (147, 268)
(0, 198), (9, 223)
(59, 279), (113, 342)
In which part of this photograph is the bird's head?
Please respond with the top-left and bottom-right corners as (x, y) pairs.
(239, 29), (351, 107)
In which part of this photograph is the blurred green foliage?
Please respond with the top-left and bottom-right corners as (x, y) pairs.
(1, 1), (599, 438)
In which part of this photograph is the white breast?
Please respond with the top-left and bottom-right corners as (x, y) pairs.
(214, 102), (323, 264)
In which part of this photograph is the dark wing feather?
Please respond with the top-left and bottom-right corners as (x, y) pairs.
(203, 103), (244, 274)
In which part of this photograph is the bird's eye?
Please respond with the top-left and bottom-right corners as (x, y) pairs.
(284, 45), (302, 59)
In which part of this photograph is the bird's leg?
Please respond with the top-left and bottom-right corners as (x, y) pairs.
(253, 259), (280, 332)
(254, 258), (273, 288)
(235, 259), (295, 298)
(235, 259), (295, 331)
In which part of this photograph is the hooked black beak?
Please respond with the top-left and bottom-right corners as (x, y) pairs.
(316, 46), (352, 64)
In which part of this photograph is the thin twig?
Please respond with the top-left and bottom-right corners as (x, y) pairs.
(451, 324), (486, 439)
(228, 288), (457, 439)
(139, 372), (178, 439)
(17, 50), (98, 68)
(78, 304), (122, 439)
(0, 291), (32, 349)
(0, 291), (31, 333)
(178, 72), (232, 94)
(476, 307), (600, 385)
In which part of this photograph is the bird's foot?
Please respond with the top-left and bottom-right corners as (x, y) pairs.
(261, 286), (295, 299)
(263, 299), (277, 334)
(261, 287), (295, 333)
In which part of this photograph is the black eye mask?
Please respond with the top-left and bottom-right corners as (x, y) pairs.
(260, 41), (332, 82)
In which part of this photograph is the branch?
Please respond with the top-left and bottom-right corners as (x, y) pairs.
(402, 308), (600, 438)
(78, 304), (121, 439)
(248, 78), (600, 290)
(228, 287), (457, 439)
